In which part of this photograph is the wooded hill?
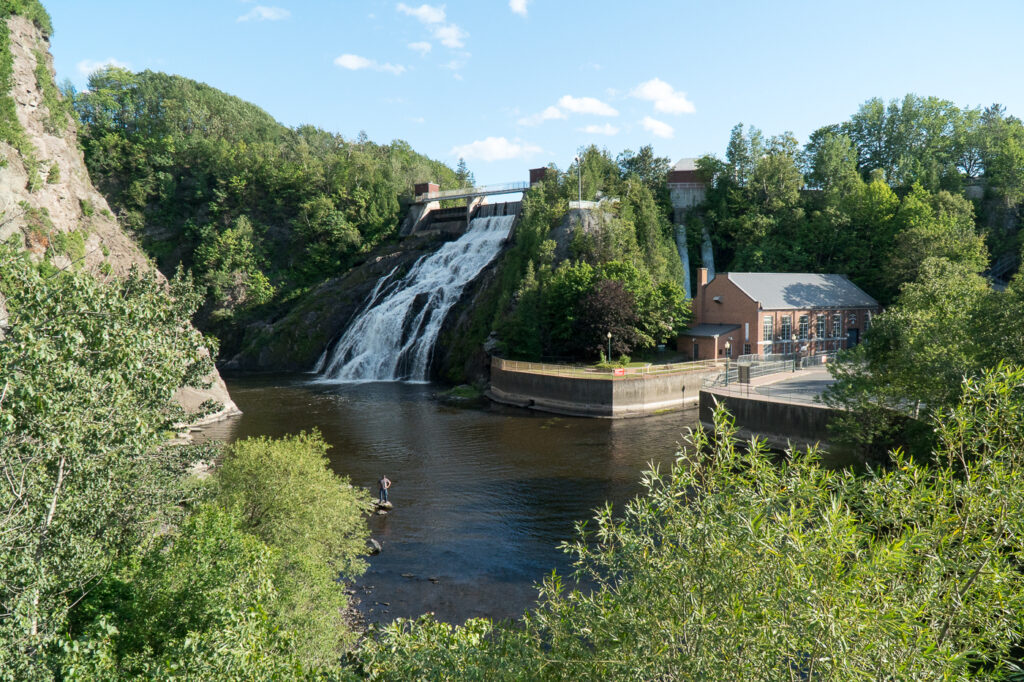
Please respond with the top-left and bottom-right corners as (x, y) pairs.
(72, 68), (466, 352)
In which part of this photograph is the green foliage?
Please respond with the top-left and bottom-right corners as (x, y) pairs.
(32, 48), (69, 134)
(62, 505), (304, 680)
(215, 432), (371, 666)
(0, 0), (54, 36)
(0, 245), (216, 677)
(357, 368), (1024, 679)
(825, 258), (1024, 456)
(48, 228), (85, 263)
(73, 68), (461, 347)
(491, 147), (690, 362)
(0, 17), (43, 191)
(192, 215), (275, 313)
(61, 432), (372, 679)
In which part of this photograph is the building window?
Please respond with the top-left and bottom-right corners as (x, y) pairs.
(762, 316), (773, 342)
(865, 312), (872, 332)
(743, 343), (751, 356)
(798, 315), (809, 340)
(816, 315), (826, 339)
(780, 315), (792, 340)
(832, 313), (841, 338)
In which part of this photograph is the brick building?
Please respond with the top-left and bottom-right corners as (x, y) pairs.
(679, 269), (881, 360)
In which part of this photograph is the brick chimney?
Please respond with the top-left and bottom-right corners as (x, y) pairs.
(414, 182), (439, 197)
(694, 267), (709, 325)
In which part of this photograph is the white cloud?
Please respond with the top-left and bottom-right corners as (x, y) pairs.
(432, 23), (467, 48)
(396, 3), (445, 23)
(397, 3), (467, 49)
(408, 41), (432, 55)
(76, 57), (129, 77)
(557, 95), (618, 117)
(509, 0), (528, 16)
(631, 78), (695, 114)
(641, 116), (674, 139)
(237, 5), (290, 22)
(334, 54), (406, 75)
(581, 123), (619, 136)
(517, 105), (567, 126)
(450, 136), (541, 162)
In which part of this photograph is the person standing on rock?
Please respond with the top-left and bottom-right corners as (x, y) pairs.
(378, 475), (392, 503)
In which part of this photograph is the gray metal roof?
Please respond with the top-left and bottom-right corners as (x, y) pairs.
(679, 323), (741, 338)
(725, 273), (878, 310)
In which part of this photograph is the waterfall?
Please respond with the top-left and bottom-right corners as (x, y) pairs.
(674, 224), (691, 299)
(317, 213), (515, 383)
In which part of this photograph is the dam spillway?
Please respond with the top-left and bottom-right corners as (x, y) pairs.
(316, 207), (516, 383)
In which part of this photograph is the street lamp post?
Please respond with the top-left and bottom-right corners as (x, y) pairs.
(724, 341), (731, 386)
(607, 331), (612, 364)
(574, 155), (582, 205)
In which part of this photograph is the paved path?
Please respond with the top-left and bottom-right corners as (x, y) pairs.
(713, 368), (834, 405)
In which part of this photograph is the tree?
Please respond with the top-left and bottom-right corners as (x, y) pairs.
(215, 432), (371, 666)
(824, 258), (995, 455)
(61, 505), (304, 681)
(357, 369), (1024, 678)
(573, 279), (641, 359)
(0, 246), (215, 677)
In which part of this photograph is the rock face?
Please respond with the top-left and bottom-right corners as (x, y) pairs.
(0, 15), (238, 423)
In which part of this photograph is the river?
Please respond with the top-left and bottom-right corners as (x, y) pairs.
(196, 375), (698, 625)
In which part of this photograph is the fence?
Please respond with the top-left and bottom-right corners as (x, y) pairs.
(492, 356), (722, 379)
(800, 351), (837, 368)
(702, 359), (794, 389)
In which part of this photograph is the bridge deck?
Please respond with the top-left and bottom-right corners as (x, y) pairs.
(413, 181), (529, 204)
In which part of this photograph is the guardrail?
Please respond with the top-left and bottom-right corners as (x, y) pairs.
(492, 356), (723, 378)
(706, 382), (827, 406)
(703, 359), (794, 388)
(415, 182), (530, 202)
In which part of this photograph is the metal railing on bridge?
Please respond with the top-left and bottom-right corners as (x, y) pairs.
(414, 182), (530, 203)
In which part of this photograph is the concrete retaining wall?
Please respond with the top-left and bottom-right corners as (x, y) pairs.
(488, 365), (718, 418)
(699, 389), (838, 450)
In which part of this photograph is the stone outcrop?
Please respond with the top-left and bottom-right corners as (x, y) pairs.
(0, 15), (238, 423)
(226, 232), (456, 373)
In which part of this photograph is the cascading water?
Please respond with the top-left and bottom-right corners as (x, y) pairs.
(316, 211), (515, 383)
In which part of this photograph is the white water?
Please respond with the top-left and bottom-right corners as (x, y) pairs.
(317, 214), (514, 383)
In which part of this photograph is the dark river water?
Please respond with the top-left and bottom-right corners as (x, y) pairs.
(196, 375), (698, 625)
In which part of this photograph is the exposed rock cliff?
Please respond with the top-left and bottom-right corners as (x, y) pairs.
(0, 14), (238, 423)
(225, 233), (456, 372)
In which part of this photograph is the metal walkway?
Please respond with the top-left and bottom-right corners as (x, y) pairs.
(413, 181), (529, 204)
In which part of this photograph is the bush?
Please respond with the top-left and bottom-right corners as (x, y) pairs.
(216, 431), (371, 666)
(356, 365), (1024, 680)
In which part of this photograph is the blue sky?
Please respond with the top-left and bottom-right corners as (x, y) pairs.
(45, 1), (1024, 186)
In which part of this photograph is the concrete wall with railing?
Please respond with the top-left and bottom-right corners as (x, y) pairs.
(487, 357), (722, 418)
(699, 388), (841, 451)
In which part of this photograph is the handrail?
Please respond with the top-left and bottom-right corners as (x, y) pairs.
(492, 356), (723, 378)
(415, 182), (530, 202)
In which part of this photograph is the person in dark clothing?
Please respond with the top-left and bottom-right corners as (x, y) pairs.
(378, 475), (392, 503)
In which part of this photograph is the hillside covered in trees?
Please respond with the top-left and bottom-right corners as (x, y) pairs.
(690, 95), (1023, 305)
(71, 67), (467, 352)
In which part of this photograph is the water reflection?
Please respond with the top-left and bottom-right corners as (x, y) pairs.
(196, 375), (696, 624)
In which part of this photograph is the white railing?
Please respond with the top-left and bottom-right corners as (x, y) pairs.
(492, 357), (723, 379)
(416, 182), (530, 202)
